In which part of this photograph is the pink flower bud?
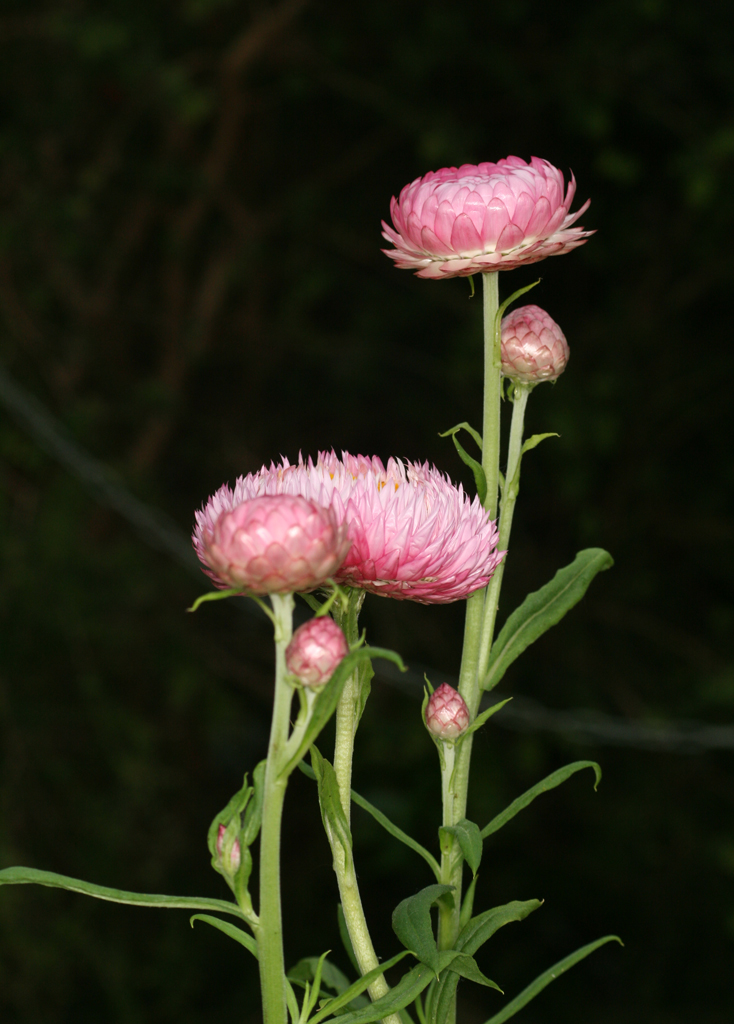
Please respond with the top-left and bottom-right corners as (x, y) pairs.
(500, 304), (569, 384)
(194, 493), (351, 594)
(216, 823), (241, 874)
(425, 683), (470, 740)
(286, 617), (349, 687)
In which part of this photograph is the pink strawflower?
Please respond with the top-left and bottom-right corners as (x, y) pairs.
(194, 493), (350, 594)
(193, 452), (505, 604)
(501, 304), (569, 383)
(381, 156), (591, 279)
(216, 823), (242, 875)
(425, 683), (470, 740)
(286, 617), (349, 687)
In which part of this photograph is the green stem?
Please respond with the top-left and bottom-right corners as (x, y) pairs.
(436, 271), (503, 1013)
(256, 592), (295, 1024)
(329, 591), (400, 1024)
(475, 383), (530, 686)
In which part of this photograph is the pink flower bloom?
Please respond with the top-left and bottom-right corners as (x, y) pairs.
(216, 823), (242, 874)
(382, 156), (591, 279)
(193, 452), (504, 604)
(286, 617), (349, 687)
(194, 493), (350, 594)
(501, 304), (569, 383)
(425, 683), (470, 740)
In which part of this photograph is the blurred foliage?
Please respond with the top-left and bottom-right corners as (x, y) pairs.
(1, 0), (733, 1022)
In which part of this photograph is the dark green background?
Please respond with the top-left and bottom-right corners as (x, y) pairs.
(1, 1), (733, 1021)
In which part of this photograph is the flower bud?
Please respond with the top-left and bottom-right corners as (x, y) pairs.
(501, 304), (569, 384)
(216, 823), (242, 875)
(286, 616), (349, 687)
(425, 683), (470, 740)
(195, 493), (351, 594)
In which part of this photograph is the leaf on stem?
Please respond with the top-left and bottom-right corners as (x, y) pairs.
(438, 423), (486, 504)
(438, 819), (483, 877)
(311, 747), (353, 869)
(461, 698), (512, 741)
(392, 884), (453, 972)
(427, 900), (541, 1024)
(481, 548), (614, 691)
(324, 963), (435, 1024)
(187, 586), (247, 612)
(280, 646), (405, 778)
(0, 866), (249, 920)
(480, 761), (602, 840)
(189, 913), (258, 959)
(308, 951), (412, 1024)
(480, 935), (623, 1024)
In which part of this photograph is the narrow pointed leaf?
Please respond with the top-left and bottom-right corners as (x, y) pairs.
(329, 964), (435, 1024)
(309, 951), (412, 1024)
(481, 762), (601, 839)
(482, 549), (614, 691)
(299, 761), (440, 880)
(439, 820), (483, 876)
(481, 935), (622, 1024)
(448, 954), (502, 991)
(392, 884), (453, 971)
(288, 957), (354, 996)
(520, 432), (559, 456)
(311, 747), (353, 868)
(461, 699), (512, 741)
(439, 423), (486, 503)
(189, 914), (258, 959)
(281, 646), (405, 777)
(428, 901), (542, 1024)
(0, 866), (248, 920)
(496, 280), (540, 321)
(459, 876), (478, 933)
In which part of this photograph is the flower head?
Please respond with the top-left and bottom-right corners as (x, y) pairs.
(382, 156), (591, 279)
(425, 683), (470, 740)
(194, 452), (505, 604)
(501, 304), (569, 384)
(194, 493), (350, 594)
(286, 616), (349, 687)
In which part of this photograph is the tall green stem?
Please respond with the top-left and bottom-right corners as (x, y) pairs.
(475, 384), (530, 686)
(330, 591), (400, 1024)
(256, 592), (295, 1024)
(435, 272), (503, 1010)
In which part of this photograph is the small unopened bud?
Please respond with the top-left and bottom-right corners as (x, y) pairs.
(286, 617), (349, 687)
(501, 304), (569, 384)
(425, 683), (470, 740)
(216, 823), (241, 875)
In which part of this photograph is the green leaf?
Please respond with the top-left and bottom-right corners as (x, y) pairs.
(242, 759), (266, 847)
(439, 820), (483, 877)
(311, 747), (353, 869)
(299, 761), (440, 880)
(481, 935), (623, 1024)
(461, 699), (512, 741)
(189, 913), (258, 959)
(0, 866), (248, 920)
(428, 900), (541, 1024)
(496, 280), (540, 322)
(309, 951), (412, 1024)
(520, 432), (559, 456)
(288, 956), (354, 996)
(447, 954), (502, 991)
(392, 884), (454, 972)
(328, 964), (435, 1024)
(187, 586), (246, 612)
(438, 423), (486, 503)
(482, 549), (614, 691)
(480, 762), (601, 840)
(457, 900), (542, 956)
(281, 646), (405, 777)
